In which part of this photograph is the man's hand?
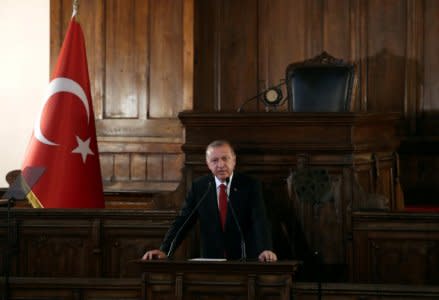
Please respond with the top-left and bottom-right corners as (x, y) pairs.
(142, 249), (167, 260)
(258, 250), (277, 262)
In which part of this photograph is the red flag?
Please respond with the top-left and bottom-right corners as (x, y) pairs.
(22, 16), (104, 208)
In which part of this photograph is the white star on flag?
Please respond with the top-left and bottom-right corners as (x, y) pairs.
(72, 136), (94, 163)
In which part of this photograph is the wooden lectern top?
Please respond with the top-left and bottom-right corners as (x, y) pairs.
(135, 259), (301, 274)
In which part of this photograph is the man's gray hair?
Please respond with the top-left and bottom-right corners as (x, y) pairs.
(205, 140), (235, 158)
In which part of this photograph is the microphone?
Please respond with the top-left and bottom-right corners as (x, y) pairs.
(237, 81), (286, 112)
(167, 181), (212, 258)
(225, 178), (247, 261)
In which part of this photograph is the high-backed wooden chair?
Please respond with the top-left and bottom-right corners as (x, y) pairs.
(286, 51), (357, 112)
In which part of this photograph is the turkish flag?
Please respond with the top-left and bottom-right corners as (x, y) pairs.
(22, 16), (104, 208)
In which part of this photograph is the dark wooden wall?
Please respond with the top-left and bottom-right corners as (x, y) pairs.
(50, 0), (193, 203)
(195, 0), (430, 115)
(50, 0), (439, 206)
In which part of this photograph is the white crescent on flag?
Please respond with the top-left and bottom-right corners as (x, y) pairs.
(34, 77), (90, 146)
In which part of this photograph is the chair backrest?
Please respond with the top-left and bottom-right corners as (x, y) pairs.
(286, 51), (356, 112)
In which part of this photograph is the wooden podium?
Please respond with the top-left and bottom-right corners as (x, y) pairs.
(137, 259), (300, 300)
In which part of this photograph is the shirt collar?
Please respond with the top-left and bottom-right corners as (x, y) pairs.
(214, 173), (234, 189)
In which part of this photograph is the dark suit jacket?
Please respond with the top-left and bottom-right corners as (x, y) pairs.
(160, 172), (273, 260)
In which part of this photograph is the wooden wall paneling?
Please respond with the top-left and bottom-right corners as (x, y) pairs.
(353, 212), (439, 284)
(50, 0), (106, 117)
(324, 0), (362, 111)
(193, 0), (216, 111)
(196, 0), (260, 112)
(404, 0), (424, 134)
(258, 0), (307, 112)
(366, 0), (407, 112)
(149, 0), (183, 118)
(100, 153), (115, 182)
(213, 0), (222, 112)
(105, 0), (147, 119)
(114, 153), (130, 182)
(352, 154), (398, 211)
(183, 0), (194, 112)
(305, 0), (323, 57)
(17, 219), (95, 277)
(163, 154), (185, 182)
(398, 1), (439, 206)
(102, 220), (169, 277)
(195, 0), (260, 112)
(399, 150), (439, 205)
(49, 0), (70, 75)
(0, 217), (13, 278)
(78, 0), (106, 119)
(51, 1), (189, 198)
(356, 0), (369, 111)
(322, 0), (351, 59)
(131, 153), (147, 181)
(146, 154), (163, 181)
(368, 236), (437, 284)
(423, 0), (439, 113)
(219, 0), (259, 112)
(98, 139), (183, 193)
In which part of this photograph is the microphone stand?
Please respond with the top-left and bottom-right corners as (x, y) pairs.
(314, 250), (322, 300)
(228, 201), (246, 261)
(225, 179), (246, 262)
(167, 182), (212, 258)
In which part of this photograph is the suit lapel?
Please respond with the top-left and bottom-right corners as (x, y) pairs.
(205, 179), (222, 229)
(225, 173), (243, 229)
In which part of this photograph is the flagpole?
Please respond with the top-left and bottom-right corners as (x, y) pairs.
(72, 0), (79, 18)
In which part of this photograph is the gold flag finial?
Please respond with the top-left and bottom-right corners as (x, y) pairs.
(72, 0), (79, 18)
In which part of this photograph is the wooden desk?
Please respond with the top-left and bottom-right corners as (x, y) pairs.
(137, 259), (300, 300)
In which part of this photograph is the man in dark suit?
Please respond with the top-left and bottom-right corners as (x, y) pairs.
(143, 140), (277, 262)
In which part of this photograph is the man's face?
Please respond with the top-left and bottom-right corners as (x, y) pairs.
(206, 144), (236, 181)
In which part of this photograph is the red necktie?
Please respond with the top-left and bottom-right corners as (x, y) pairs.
(219, 183), (228, 230)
